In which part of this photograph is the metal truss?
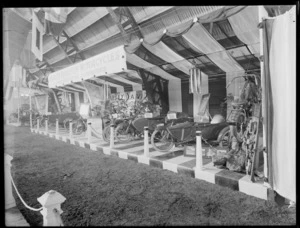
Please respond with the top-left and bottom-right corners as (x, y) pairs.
(106, 7), (144, 44)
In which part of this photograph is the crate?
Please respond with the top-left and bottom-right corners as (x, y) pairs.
(183, 145), (196, 157)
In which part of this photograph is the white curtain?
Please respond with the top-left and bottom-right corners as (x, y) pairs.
(269, 7), (296, 202)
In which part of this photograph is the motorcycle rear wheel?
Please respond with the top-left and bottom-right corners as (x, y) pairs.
(151, 129), (174, 152)
(115, 121), (133, 143)
(102, 125), (117, 142)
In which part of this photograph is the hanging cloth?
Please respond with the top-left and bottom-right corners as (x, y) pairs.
(189, 68), (202, 94)
(268, 7), (296, 202)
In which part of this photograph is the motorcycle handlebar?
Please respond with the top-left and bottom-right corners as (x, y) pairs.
(226, 74), (261, 89)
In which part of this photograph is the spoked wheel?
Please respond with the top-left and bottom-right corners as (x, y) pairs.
(73, 124), (84, 135)
(115, 121), (133, 143)
(151, 129), (174, 152)
(218, 126), (231, 148)
(232, 112), (247, 143)
(102, 125), (118, 142)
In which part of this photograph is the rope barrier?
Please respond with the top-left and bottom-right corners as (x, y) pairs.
(10, 173), (43, 212)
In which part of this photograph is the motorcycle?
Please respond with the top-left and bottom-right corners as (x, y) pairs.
(32, 112), (46, 128)
(151, 112), (230, 152)
(114, 112), (166, 143)
(226, 74), (261, 143)
(102, 112), (126, 142)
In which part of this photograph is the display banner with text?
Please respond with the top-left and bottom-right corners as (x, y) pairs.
(48, 46), (127, 88)
(110, 90), (146, 105)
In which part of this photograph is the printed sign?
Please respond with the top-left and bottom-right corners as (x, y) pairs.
(167, 113), (177, 120)
(144, 112), (153, 118)
(110, 90), (146, 102)
(48, 46), (127, 88)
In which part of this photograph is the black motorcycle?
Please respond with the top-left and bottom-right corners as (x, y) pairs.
(114, 113), (166, 143)
(151, 112), (230, 152)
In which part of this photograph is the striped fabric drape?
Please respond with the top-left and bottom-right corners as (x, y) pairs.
(189, 68), (202, 94)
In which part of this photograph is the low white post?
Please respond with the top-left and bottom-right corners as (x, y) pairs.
(56, 119), (59, 135)
(109, 124), (115, 148)
(196, 131), (203, 170)
(69, 121), (73, 139)
(5, 154), (16, 209)
(37, 190), (66, 226)
(30, 112), (33, 130)
(144, 126), (149, 157)
(87, 122), (92, 144)
(45, 118), (48, 133)
(37, 119), (40, 132)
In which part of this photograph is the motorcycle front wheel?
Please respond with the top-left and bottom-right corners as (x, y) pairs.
(231, 112), (247, 143)
(151, 129), (175, 152)
(115, 121), (133, 143)
(218, 126), (231, 148)
(102, 125), (118, 142)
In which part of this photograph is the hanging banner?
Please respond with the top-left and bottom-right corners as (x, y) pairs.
(110, 90), (146, 103)
(31, 12), (44, 61)
(48, 45), (127, 88)
(189, 68), (202, 94)
(109, 90), (147, 113)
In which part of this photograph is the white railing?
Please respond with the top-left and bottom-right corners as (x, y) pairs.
(5, 154), (66, 226)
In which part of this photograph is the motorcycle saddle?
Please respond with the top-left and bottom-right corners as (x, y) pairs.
(169, 121), (194, 130)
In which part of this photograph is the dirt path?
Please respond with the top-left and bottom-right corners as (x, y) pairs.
(4, 125), (295, 226)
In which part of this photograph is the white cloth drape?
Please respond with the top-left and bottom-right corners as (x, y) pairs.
(183, 23), (244, 73)
(269, 7), (296, 202)
(126, 53), (182, 112)
(142, 41), (193, 75)
(228, 6), (260, 56)
(183, 22), (245, 117)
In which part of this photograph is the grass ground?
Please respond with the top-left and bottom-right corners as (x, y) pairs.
(4, 125), (296, 226)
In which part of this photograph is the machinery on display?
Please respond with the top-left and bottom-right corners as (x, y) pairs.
(225, 74), (262, 180)
(112, 99), (165, 143)
(150, 111), (230, 152)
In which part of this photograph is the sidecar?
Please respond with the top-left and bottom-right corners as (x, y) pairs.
(167, 114), (230, 146)
(132, 116), (165, 133)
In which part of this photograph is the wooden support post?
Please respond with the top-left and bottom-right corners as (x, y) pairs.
(144, 126), (149, 157)
(109, 124), (115, 148)
(258, 5), (270, 187)
(56, 119), (59, 135)
(5, 154), (16, 209)
(196, 131), (203, 170)
(37, 190), (66, 226)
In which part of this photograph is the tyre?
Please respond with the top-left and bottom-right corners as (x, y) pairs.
(151, 129), (174, 152)
(102, 125), (112, 142)
(73, 125), (84, 135)
(217, 126), (231, 148)
(115, 121), (133, 143)
(231, 112), (247, 143)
